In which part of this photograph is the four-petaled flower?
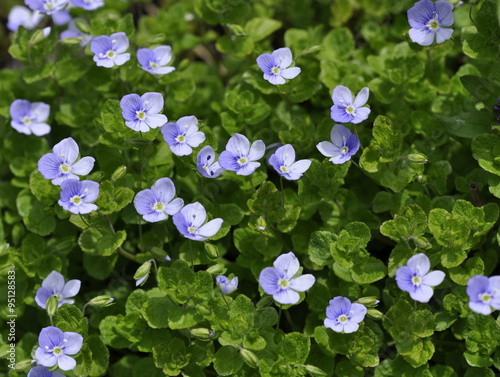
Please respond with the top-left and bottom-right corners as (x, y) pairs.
(324, 296), (367, 334)
(317, 124), (360, 164)
(196, 146), (225, 178)
(256, 47), (301, 85)
(58, 180), (100, 214)
(69, 0), (103, 11)
(407, 0), (454, 46)
(259, 252), (315, 305)
(120, 92), (168, 132)
(10, 99), (51, 136)
(25, 0), (68, 15)
(134, 178), (184, 223)
(28, 366), (65, 377)
(91, 32), (130, 68)
(161, 116), (206, 156)
(395, 253), (445, 303)
(35, 270), (81, 309)
(269, 144), (311, 180)
(216, 275), (238, 294)
(330, 85), (371, 124)
(172, 202), (223, 241)
(38, 137), (95, 186)
(35, 326), (83, 371)
(7, 5), (43, 31)
(137, 46), (176, 75)
(218, 133), (265, 176)
(466, 275), (500, 315)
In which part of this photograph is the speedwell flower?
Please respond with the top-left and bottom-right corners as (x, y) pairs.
(407, 0), (454, 46)
(120, 92), (168, 132)
(28, 366), (65, 377)
(330, 85), (371, 124)
(172, 202), (223, 241)
(196, 146), (225, 178)
(58, 180), (99, 214)
(91, 32), (130, 68)
(70, 0), (103, 10)
(466, 275), (500, 315)
(10, 99), (51, 136)
(137, 46), (176, 75)
(7, 6), (43, 31)
(133, 177), (184, 223)
(269, 144), (311, 180)
(25, 0), (68, 15)
(216, 275), (238, 294)
(259, 252), (315, 305)
(317, 124), (360, 164)
(161, 116), (205, 156)
(38, 137), (95, 186)
(35, 270), (81, 309)
(218, 133), (265, 176)
(395, 253), (445, 303)
(35, 326), (83, 371)
(256, 47), (301, 85)
(324, 296), (367, 334)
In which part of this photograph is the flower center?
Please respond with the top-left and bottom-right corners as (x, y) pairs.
(44, 2), (55, 10)
(106, 50), (116, 59)
(412, 276), (422, 287)
(237, 157), (248, 166)
(151, 202), (165, 213)
(272, 67), (281, 75)
(150, 61), (159, 69)
(345, 105), (355, 114)
(136, 111), (146, 121)
(479, 293), (491, 303)
(427, 13), (440, 30)
(188, 226), (197, 234)
(22, 116), (32, 125)
(280, 166), (289, 173)
(278, 278), (289, 288)
(52, 346), (63, 356)
(70, 195), (82, 205)
(84, 0), (93, 3)
(59, 163), (71, 173)
(337, 314), (348, 324)
(175, 135), (186, 143)
(340, 146), (349, 154)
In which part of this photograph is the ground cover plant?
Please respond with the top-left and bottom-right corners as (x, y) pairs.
(1, 0), (500, 376)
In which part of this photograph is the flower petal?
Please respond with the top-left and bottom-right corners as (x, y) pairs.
(145, 114), (168, 129)
(30, 102), (50, 122)
(143, 211), (167, 223)
(316, 141), (339, 158)
(407, 253), (430, 276)
(62, 331), (84, 355)
(275, 144), (296, 167)
(110, 32), (129, 53)
(409, 27), (435, 46)
(264, 73), (286, 85)
(236, 161), (260, 176)
(247, 140), (266, 162)
(35, 287), (51, 309)
(30, 123), (51, 136)
(422, 270), (445, 287)
(342, 322), (360, 334)
(151, 178), (176, 204)
(289, 274), (315, 292)
(332, 85), (354, 106)
(154, 45), (172, 65)
(61, 279), (81, 299)
(395, 266), (415, 293)
(353, 87), (370, 108)
(71, 156), (95, 176)
(324, 318), (344, 332)
(198, 218), (223, 238)
(349, 303), (367, 323)
(290, 159), (311, 175)
(137, 48), (155, 67)
(273, 289), (300, 305)
(218, 151), (240, 172)
(259, 267), (281, 295)
(469, 300), (492, 315)
(90, 35), (112, 55)
(351, 107), (371, 124)
(142, 92), (164, 115)
(256, 53), (275, 75)
(134, 189), (156, 216)
(467, 275), (490, 299)
(164, 197), (184, 216)
(330, 105), (353, 123)
(226, 133), (250, 156)
(435, 27), (453, 44)
(81, 180), (100, 202)
(271, 47), (293, 69)
(435, 0), (454, 27)
(407, 0), (435, 28)
(181, 202), (207, 228)
(35, 347), (57, 368)
(38, 326), (64, 349)
(120, 94), (142, 122)
(273, 252), (300, 280)
(280, 67), (301, 79)
(187, 131), (206, 148)
(38, 153), (62, 180)
(42, 271), (65, 293)
(330, 124), (353, 149)
(57, 354), (77, 371)
(409, 284), (434, 303)
(113, 53), (131, 66)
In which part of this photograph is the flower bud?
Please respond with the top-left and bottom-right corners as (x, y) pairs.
(240, 349), (259, 368)
(75, 19), (91, 34)
(134, 260), (152, 286)
(111, 165), (127, 181)
(356, 296), (379, 306)
(88, 295), (115, 308)
(204, 243), (218, 259)
(46, 296), (59, 317)
(367, 308), (384, 319)
(256, 216), (266, 231)
(189, 328), (214, 339)
(407, 153), (428, 163)
(14, 359), (33, 371)
(207, 264), (227, 275)
(301, 364), (328, 377)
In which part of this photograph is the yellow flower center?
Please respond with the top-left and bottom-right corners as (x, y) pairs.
(412, 276), (422, 287)
(338, 314), (348, 324)
(175, 135), (186, 143)
(70, 196), (82, 205)
(106, 50), (116, 58)
(272, 67), (281, 75)
(59, 164), (71, 173)
(237, 157), (248, 166)
(346, 105), (355, 114)
(136, 111), (146, 120)
(479, 293), (491, 303)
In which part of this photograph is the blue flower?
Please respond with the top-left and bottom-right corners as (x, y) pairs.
(37, 137), (95, 186)
(256, 47), (301, 85)
(269, 144), (311, 181)
(172, 202), (223, 241)
(69, 0), (103, 10)
(10, 99), (51, 136)
(137, 46), (176, 75)
(133, 178), (184, 223)
(218, 133), (265, 176)
(161, 116), (206, 156)
(28, 366), (65, 377)
(216, 275), (238, 294)
(317, 124), (360, 164)
(90, 32), (130, 68)
(25, 0), (68, 15)
(7, 6), (43, 31)
(395, 253), (445, 303)
(467, 275), (500, 315)
(58, 180), (100, 214)
(35, 270), (81, 309)
(407, 0), (454, 46)
(259, 252), (315, 305)
(120, 92), (168, 132)
(324, 296), (367, 334)
(330, 85), (371, 124)
(196, 146), (225, 178)
(35, 326), (83, 371)
(51, 9), (71, 26)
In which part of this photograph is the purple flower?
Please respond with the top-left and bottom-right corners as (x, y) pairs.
(258, 252), (315, 305)
(7, 6), (43, 31)
(35, 270), (81, 309)
(70, 0), (103, 10)
(466, 275), (500, 315)
(172, 202), (223, 241)
(317, 124), (360, 164)
(60, 19), (92, 46)
(256, 47), (301, 85)
(25, 0), (68, 15)
(216, 275), (238, 294)
(330, 85), (371, 124)
(51, 9), (71, 25)
(37, 137), (95, 186)
(28, 366), (65, 377)
(218, 133), (265, 176)
(269, 144), (311, 181)
(10, 99), (51, 136)
(161, 116), (205, 156)
(137, 46), (176, 75)
(58, 180), (99, 214)
(395, 253), (445, 303)
(196, 146), (225, 178)
(407, 0), (454, 46)
(324, 296), (367, 334)
(133, 178), (184, 223)
(120, 92), (167, 132)
(90, 32), (130, 68)
(35, 326), (83, 371)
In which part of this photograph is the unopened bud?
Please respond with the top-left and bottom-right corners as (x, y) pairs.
(207, 264), (227, 275)
(134, 260), (152, 286)
(46, 296), (59, 317)
(240, 349), (259, 367)
(204, 243), (218, 259)
(30, 29), (47, 45)
(61, 37), (82, 45)
(111, 165), (127, 181)
(407, 153), (428, 163)
(14, 359), (33, 371)
(301, 364), (328, 377)
(74, 19), (91, 34)
(367, 308), (384, 319)
(356, 296), (379, 306)
(189, 328), (214, 339)
(88, 295), (115, 308)
(256, 216), (266, 231)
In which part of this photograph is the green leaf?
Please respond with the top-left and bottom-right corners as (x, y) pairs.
(213, 346), (244, 376)
(153, 337), (189, 376)
(449, 256), (484, 285)
(157, 260), (196, 304)
(88, 335), (110, 377)
(461, 26), (499, 61)
(245, 17), (282, 42)
(380, 204), (427, 242)
(318, 28), (355, 61)
(460, 75), (500, 105)
(247, 181), (285, 223)
(472, 134), (500, 176)
(438, 111), (492, 139)
(142, 297), (173, 329)
(78, 228), (127, 256)
(277, 332), (310, 364)
(307, 231), (336, 267)
(54, 304), (88, 337)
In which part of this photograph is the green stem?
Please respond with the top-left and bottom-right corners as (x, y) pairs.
(280, 176), (285, 207)
(104, 215), (138, 263)
(276, 305), (283, 330)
